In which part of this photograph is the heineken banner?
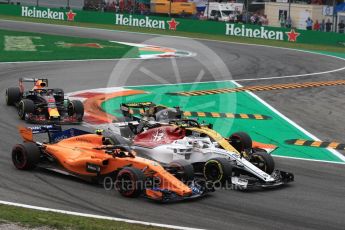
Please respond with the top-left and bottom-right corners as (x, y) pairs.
(0, 4), (344, 47)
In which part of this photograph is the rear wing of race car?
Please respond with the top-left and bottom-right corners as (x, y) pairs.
(121, 102), (156, 109)
(120, 102), (155, 115)
(120, 102), (169, 120)
(120, 102), (154, 120)
(19, 78), (48, 91)
(18, 125), (90, 143)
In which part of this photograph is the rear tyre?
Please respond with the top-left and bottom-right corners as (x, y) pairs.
(168, 160), (194, 182)
(229, 132), (252, 152)
(68, 100), (84, 122)
(115, 167), (145, 198)
(250, 151), (275, 174)
(18, 99), (35, 120)
(203, 158), (232, 185)
(12, 143), (41, 170)
(6, 87), (21, 106)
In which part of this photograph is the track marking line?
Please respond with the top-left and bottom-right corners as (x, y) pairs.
(235, 66), (345, 82)
(231, 80), (345, 163)
(273, 155), (345, 165)
(0, 56), (167, 64)
(0, 200), (204, 230)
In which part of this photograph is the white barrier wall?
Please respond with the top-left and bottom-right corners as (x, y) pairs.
(265, 2), (332, 29)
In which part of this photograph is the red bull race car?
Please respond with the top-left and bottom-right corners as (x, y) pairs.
(5, 78), (84, 124)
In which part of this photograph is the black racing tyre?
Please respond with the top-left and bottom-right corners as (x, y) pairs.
(12, 143), (41, 170)
(250, 151), (275, 174)
(115, 167), (145, 198)
(6, 87), (21, 106)
(168, 160), (194, 182)
(18, 99), (35, 120)
(203, 158), (232, 184)
(229, 132), (252, 152)
(52, 88), (64, 103)
(68, 100), (84, 122)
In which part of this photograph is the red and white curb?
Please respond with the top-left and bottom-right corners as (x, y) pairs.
(68, 87), (145, 127)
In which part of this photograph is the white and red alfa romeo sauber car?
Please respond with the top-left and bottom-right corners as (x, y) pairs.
(106, 102), (294, 190)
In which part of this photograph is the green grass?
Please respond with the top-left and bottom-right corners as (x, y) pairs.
(1, 14), (345, 54)
(0, 27), (139, 62)
(0, 204), (165, 230)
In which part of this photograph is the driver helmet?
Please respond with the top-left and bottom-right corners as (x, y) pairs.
(144, 105), (156, 117)
(34, 80), (46, 88)
(33, 80), (47, 93)
(155, 108), (179, 122)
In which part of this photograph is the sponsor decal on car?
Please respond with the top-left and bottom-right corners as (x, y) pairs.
(152, 128), (166, 142)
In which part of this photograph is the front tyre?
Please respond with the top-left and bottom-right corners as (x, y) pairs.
(12, 143), (41, 170)
(6, 87), (21, 106)
(52, 88), (64, 103)
(115, 167), (145, 198)
(250, 151), (275, 174)
(168, 160), (194, 182)
(68, 100), (84, 122)
(18, 99), (35, 120)
(203, 158), (232, 185)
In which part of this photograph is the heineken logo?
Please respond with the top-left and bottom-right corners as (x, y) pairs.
(226, 24), (301, 42)
(226, 24), (284, 41)
(21, 6), (76, 21)
(115, 14), (179, 30)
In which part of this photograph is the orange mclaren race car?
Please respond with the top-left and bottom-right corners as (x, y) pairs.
(5, 78), (84, 124)
(12, 125), (211, 202)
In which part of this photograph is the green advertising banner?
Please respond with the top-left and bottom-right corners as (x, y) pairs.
(0, 4), (344, 47)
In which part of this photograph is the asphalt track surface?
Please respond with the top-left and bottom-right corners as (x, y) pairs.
(0, 20), (345, 230)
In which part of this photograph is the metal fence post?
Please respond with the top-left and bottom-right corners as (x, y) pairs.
(169, 0), (172, 16)
(332, 0), (336, 32)
(246, 0), (249, 24)
(288, 0), (292, 21)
